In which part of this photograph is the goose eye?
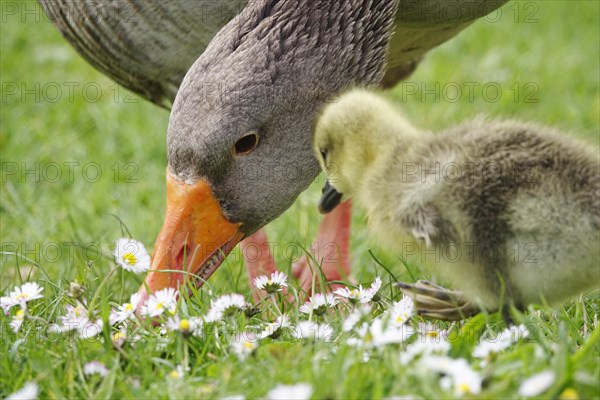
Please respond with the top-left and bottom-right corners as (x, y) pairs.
(234, 133), (259, 155)
(320, 148), (328, 161)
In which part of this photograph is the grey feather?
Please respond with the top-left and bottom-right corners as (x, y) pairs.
(39, 0), (507, 234)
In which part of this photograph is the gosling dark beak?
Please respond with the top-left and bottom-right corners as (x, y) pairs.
(318, 180), (343, 214)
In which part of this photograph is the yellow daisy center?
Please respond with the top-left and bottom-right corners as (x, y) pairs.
(155, 302), (164, 311)
(179, 319), (190, 331)
(560, 388), (579, 400)
(243, 341), (255, 350)
(169, 370), (181, 379)
(16, 309), (25, 318)
(458, 383), (472, 394)
(125, 303), (133, 311)
(112, 331), (126, 343)
(122, 252), (138, 265)
(16, 293), (29, 301)
(426, 331), (439, 338)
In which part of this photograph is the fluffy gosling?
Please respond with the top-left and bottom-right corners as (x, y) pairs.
(314, 89), (599, 320)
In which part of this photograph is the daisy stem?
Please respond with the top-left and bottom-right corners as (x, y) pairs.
(26, 315), (49, 324)
(183, 339), (189, 372)
(72, 345), (92, 399)
(120, 268), (125, 303)
(252, 292), (268, 309)
(87, 267), (118, 317)
(269, 295), (282, 316)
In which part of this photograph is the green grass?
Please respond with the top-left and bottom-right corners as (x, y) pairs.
(1, 1), (599, 398)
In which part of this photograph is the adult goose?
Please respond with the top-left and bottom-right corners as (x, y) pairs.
(39, 0), (507, 302)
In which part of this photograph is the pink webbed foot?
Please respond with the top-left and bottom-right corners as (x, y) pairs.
(292, 199), (353, 294)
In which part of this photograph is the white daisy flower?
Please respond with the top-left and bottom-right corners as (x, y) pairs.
(359, 276), (383, 303)
(111, 330), (128, 347)
(348, 318), (412, 348)
(83, 361), (109, 377)
(6, 381), (39, 400)
(230, 332), (258, 360)
(299, 293), (337, 316)
(343, 304), (372, 332)
(65, 301), (87, 318)
(8, 282), (44, 308)
(450, 362), (483, 396)
(267, 383), (313, 400)
(420, 355), (459, 375)
(49, 301), (103, 339)
(165, 315), (183, 331)
(254, 271), (288, 294)
(113, 238), (151, 273)
(79, 319), (104, 339)
(204, 294), (247, 322)
(506, 324), (530, 341)
(472, 324), (530, 363)
(167, 365), (185, 380)
(2, 295), (14, 315)
(10, 307), (26, 333)
(140, 288), (178, 317)
(418, 322), (448, 339)
(110, 293), (142, 325)
(399, 327), (450, 364)
(518, 370), (556, 397)
(472, 340), (508, 363)
(49, 302), (86, 334)
(165, 315), (204, 338)
(129, 333), (143, 348)
(390, 296), (414, 327)
(365, 318), (413, 347)
(292, 321), (335, 342)
(260, 314), (292, 339)
(334, 286), (364, 304)
(420, 356), (482, 396)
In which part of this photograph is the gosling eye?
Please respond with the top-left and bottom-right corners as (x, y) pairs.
(234, 132), (260, 156)
(320, 148), (328, 161)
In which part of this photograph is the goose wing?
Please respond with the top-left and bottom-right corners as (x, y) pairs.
(40, 1), (506, 105)
(39, 0), (247, 108)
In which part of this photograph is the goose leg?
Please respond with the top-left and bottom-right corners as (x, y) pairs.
(397, 280), (481, 321)
(241, 229), (280, 301)
(292, 200), (353, 293)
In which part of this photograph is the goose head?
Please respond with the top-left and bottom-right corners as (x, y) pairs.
(314, 89), (420, 213)
(139, 2), (399, 299)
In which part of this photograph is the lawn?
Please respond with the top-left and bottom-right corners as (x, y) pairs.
(1, 1), (599, 399)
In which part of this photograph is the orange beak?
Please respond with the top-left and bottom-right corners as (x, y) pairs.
(137, 170), (245, 305)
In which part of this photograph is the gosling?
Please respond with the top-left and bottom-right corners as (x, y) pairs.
(314, 89), (599, 320)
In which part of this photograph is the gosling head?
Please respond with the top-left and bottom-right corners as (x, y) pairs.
(313, 89), (419, 213)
